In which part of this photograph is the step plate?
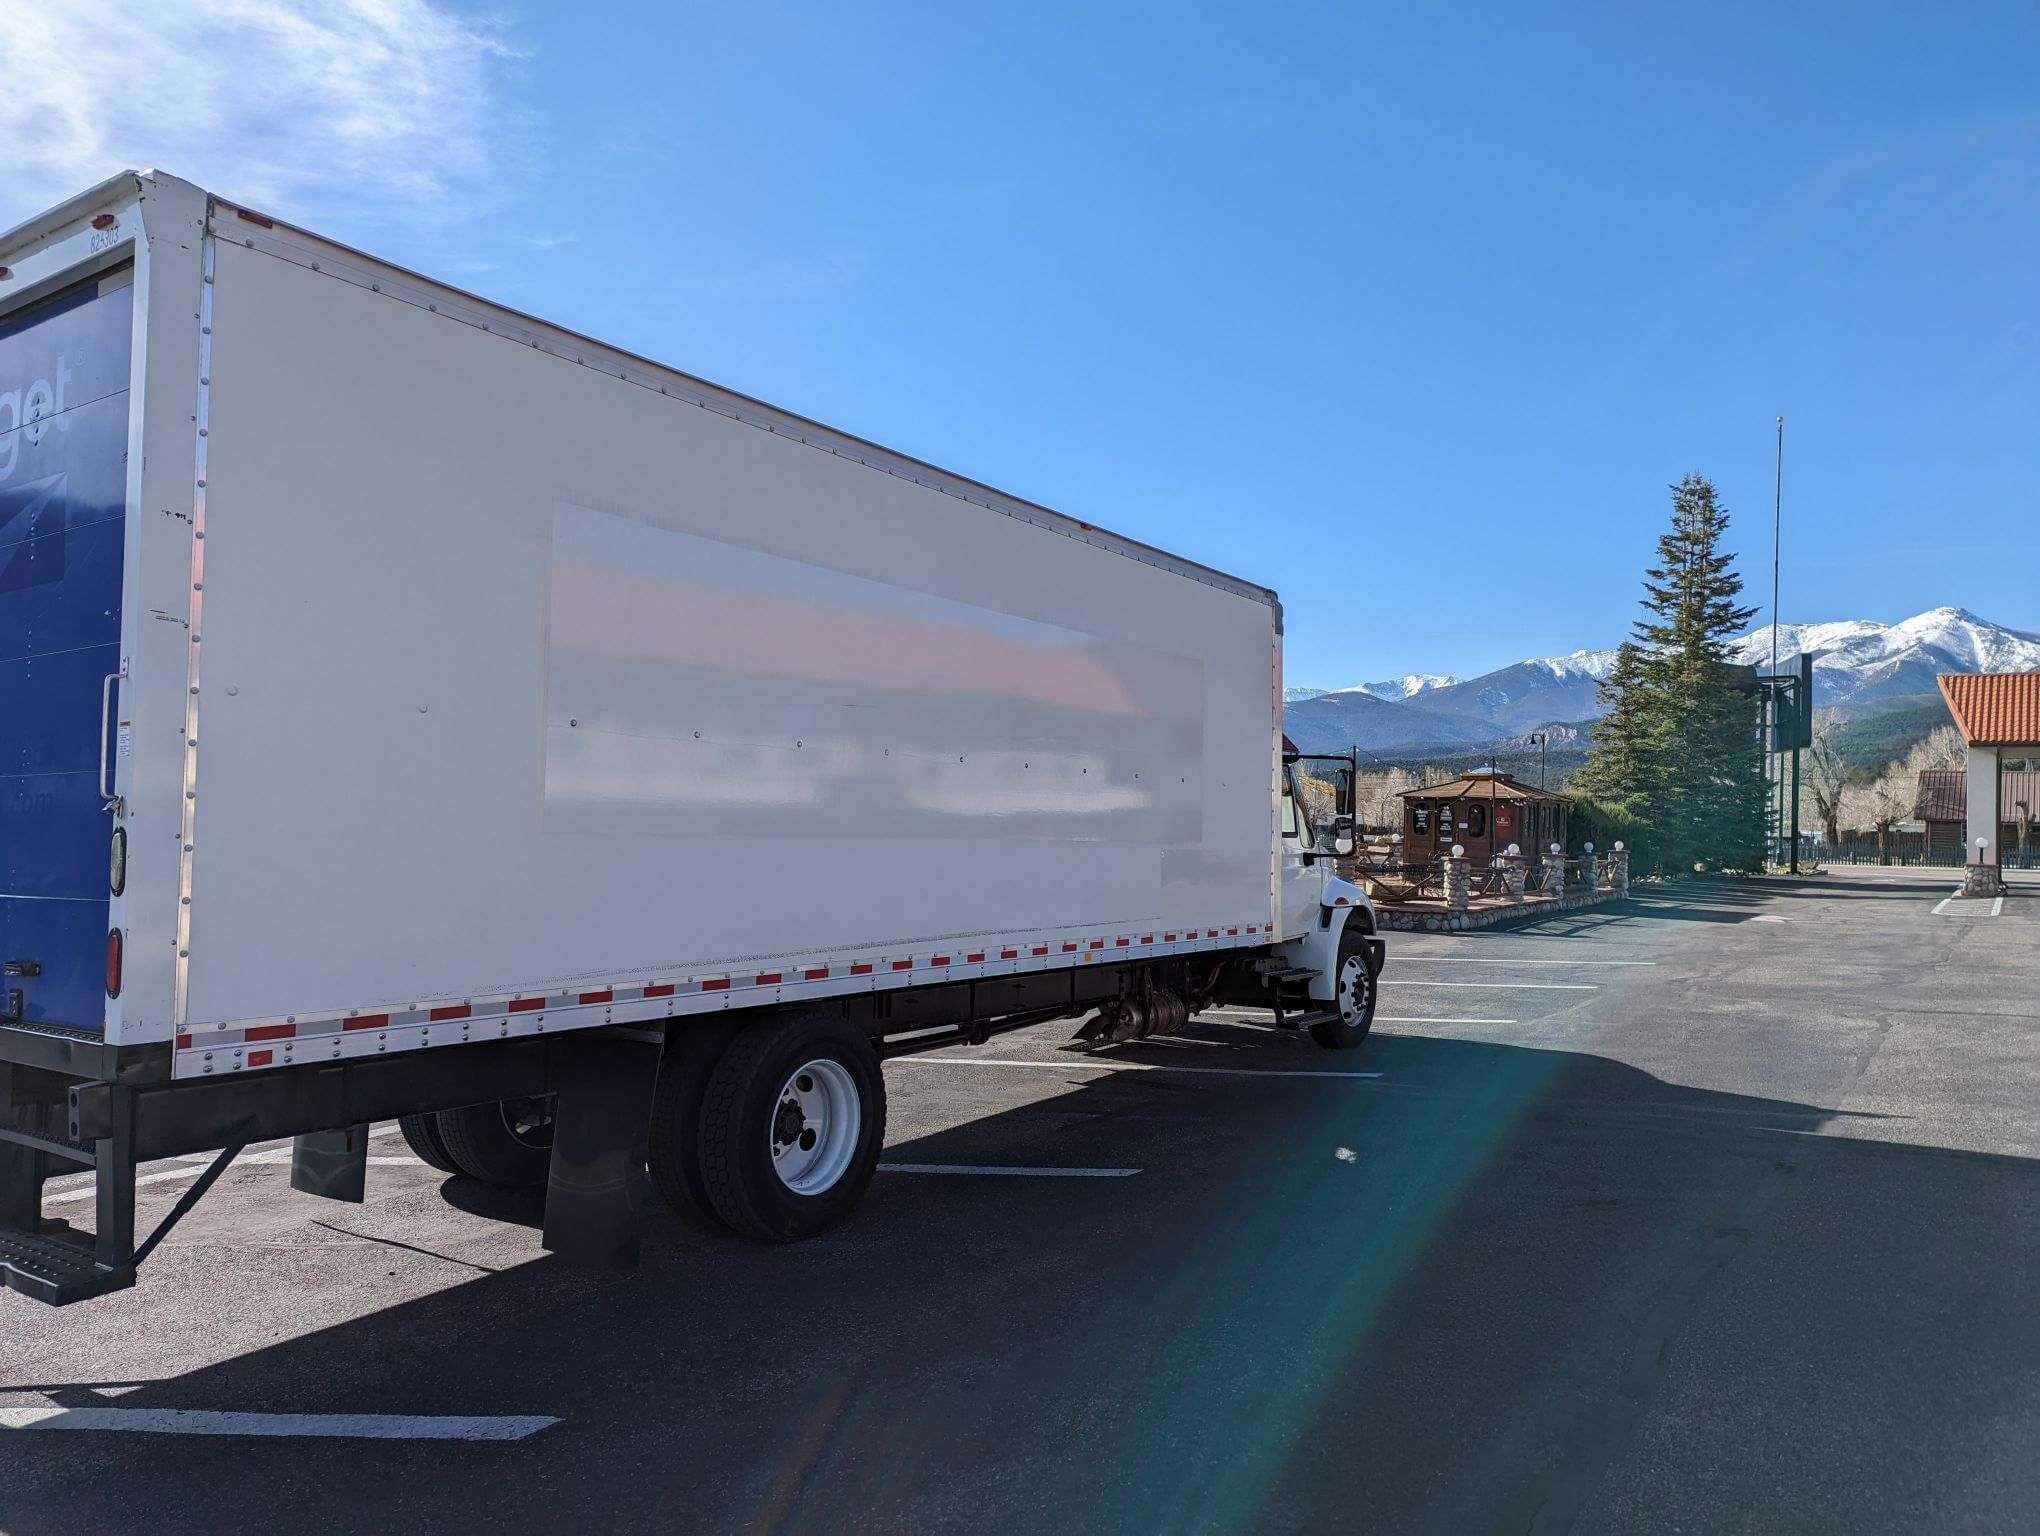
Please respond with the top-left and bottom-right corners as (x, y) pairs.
(0, 1228), (135, 1306)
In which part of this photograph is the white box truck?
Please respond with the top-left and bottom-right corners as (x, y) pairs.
(0, 172), (1381, 1305)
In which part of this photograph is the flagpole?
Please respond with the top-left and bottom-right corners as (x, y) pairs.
(1771, 415), (1784, 866)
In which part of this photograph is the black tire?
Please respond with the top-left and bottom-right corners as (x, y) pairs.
(648, 1018), (741, 1222)
(1310, 923), (1379, 1051)
(435, 1097), (556, 1188)
(397, 1113), (461, 1175)
(697, 1008), (886, 1243)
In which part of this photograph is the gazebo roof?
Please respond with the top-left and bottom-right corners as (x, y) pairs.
(1400, 771), (1562, 802)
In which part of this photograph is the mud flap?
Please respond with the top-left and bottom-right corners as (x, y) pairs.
(541, 1031), (660, 1269)
(290, 1124), (369, 1203)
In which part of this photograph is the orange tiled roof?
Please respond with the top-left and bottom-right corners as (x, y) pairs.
(1938, 672), (2040, 746)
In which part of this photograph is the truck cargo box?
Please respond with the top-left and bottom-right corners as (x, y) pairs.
(0, 172), (1281, 1077)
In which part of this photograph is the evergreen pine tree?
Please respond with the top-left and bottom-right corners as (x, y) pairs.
(1574, 639), (1663, 823)
(1579, 474), (1766, 870)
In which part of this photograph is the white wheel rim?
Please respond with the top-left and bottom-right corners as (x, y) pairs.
(1338, 955), (1370, 1024)
(769, 1057), (861, 1196)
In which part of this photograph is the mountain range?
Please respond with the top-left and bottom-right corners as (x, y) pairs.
(1283, 607), (2040, 758)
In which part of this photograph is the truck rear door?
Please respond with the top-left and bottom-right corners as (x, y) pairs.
(0, 266), (133, 1033)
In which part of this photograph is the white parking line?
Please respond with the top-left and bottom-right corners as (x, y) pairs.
(1932, 895), (1958, 915)
(44, 1166), (235, 1207)
(899, 1057), (1384, 1080)
(1381, 980), (1596, 990)
(44, 1127), (422, 1207)
(1992, 896), (2005, 917)
(1375, 1017), (1519, 1026)
(0, 1406), (559, 1440)
(877, 1163), (1139, 1177)
(1387, 957), (1655, 967)
(1205, 1008), (1517, 1026)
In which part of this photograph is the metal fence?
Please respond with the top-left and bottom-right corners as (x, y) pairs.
(1827, 839), (2040, 870)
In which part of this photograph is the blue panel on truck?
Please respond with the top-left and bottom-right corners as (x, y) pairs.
(0, 268), (132, 1032)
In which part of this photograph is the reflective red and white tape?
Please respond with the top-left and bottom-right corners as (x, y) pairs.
(171, 923), (1276, 1078)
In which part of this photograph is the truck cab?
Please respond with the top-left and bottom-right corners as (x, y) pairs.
(1243, 745), (1384, 1045)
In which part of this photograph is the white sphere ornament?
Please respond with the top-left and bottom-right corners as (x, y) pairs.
(1550, 842), (1561, 856)
(1584, 841), (1595, 853)
(1506, 843), (1520, 857)
(1451, 844), (1465, 858)
(1613, 841), (1624, 852)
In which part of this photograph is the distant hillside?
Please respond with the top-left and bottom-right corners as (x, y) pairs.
(1283, 606), (2034, 760)
(1827, 694), (1951, 769)
(1282, 690), (1496, 753)
(1415, 652), (1616, 733)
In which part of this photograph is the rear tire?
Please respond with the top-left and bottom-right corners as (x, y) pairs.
(697, 1008), (885, 1243)
(648, 1018), (741, 1221)
(435, 1097), (556, 1188)
(397, 1113), (460, 1175)
(1310, 924), (1378, 1051)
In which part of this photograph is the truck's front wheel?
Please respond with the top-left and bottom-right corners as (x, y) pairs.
(697, 1007), (885, 1242)
(1310, 924), (1378, 1051)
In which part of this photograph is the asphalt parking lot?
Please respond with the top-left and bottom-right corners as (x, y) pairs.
(4, 868), (2036, 1534)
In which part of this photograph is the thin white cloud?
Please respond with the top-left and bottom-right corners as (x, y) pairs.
(0, 0), (528, 226)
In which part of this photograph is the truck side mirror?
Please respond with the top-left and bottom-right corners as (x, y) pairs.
(1331, 815), (1355, 858)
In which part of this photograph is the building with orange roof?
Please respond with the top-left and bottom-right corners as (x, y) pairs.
(1936, 671), (2040, 895)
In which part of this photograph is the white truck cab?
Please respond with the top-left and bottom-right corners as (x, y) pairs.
(1259, 747), (1385, 1044)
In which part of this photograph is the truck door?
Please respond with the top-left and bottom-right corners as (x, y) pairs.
(0, 267), (133, 1032)
(1277, 763), (1319, 939)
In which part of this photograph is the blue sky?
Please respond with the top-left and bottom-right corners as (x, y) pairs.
(5, 1), (2035, 687)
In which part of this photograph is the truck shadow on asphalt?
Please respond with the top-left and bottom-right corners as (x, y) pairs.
(8, 1028), (2036, 1536)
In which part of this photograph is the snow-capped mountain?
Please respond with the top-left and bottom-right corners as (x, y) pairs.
(1347, 673), (1460, 701)
(1281, 607), (2038, 756)
(1527, 648), (1618, 683)
(1725, 607), (2040, 703)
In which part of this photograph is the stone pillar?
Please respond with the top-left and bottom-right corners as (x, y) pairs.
(1581, 841), (1598, 894)
(1544, 842), (1564, 899)
(1444, 844), (1470, 912)
(1963, 835), (2002, 896)
(1966, 744), (2000, 881)
(1498, 844), (1527, 903)
(1610, 842), (1630, 896)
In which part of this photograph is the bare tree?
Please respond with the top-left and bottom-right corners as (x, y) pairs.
(1902, 725), (1965, 778)
(1865, 757), (1918, 863)
(1804, 709), (1850, 848)
(1354, 767), (1417, 832)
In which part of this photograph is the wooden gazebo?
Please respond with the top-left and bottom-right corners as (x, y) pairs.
(1399, 771), (1567, 867)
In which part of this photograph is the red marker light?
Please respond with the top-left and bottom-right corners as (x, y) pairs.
(105, 928), (123, 997)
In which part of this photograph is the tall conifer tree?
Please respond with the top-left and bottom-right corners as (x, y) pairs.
(1574, 640), (1663, 821)
(1579, 474), (1767, 869)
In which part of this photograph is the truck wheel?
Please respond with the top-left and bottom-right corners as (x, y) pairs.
(647, 1018), (741, 1221)
(397, 1113), (461, 1175)
(1310, 925), (1378, 1051)
(697, 1008), (885, 1242)
(435, 1097), (556, 1188)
